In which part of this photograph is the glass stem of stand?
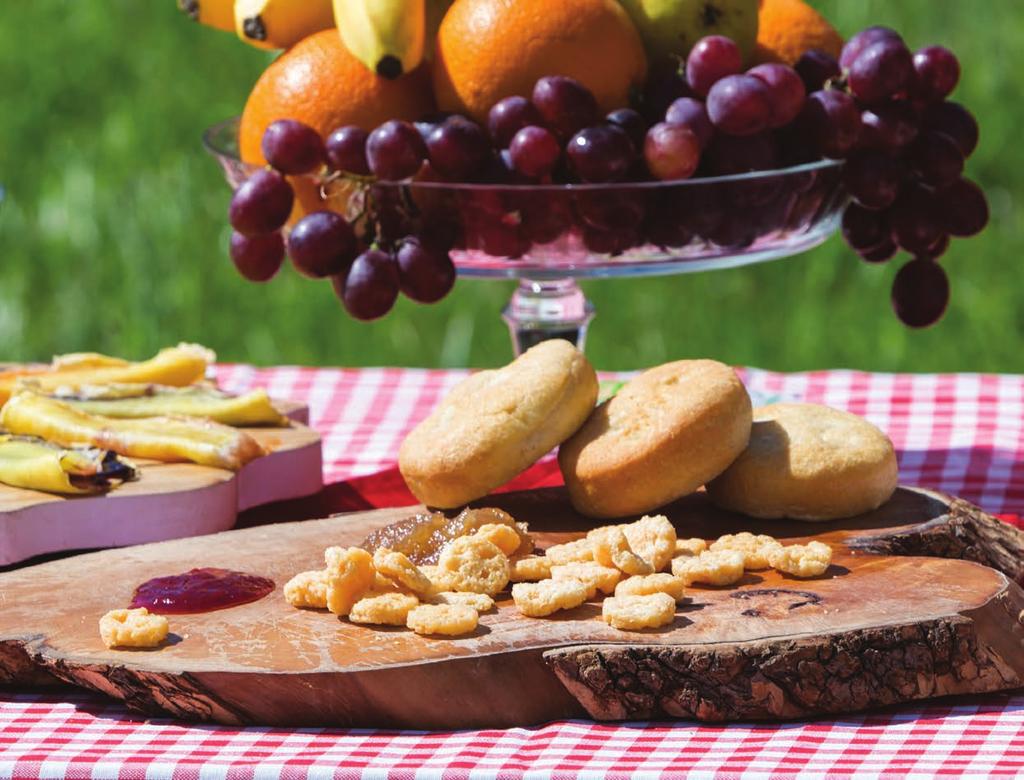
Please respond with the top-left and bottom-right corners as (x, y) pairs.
(502, 278), (595, 355)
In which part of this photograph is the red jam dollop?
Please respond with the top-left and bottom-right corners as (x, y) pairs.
(130, 568), (275, 614)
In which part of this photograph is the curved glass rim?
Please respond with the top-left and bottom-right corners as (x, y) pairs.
(203, 116), (844, 192)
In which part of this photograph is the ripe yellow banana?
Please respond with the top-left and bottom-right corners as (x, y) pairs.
(178, 0), (235, 33)
(333, 0), (426, 79)
(234, 0), (335, 51)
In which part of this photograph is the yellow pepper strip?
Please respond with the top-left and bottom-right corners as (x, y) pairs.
(0, 434), (137, 495)
(37, 384), (288, 428)
(0, 344), (213, 406)
(1, 393), (265, 472)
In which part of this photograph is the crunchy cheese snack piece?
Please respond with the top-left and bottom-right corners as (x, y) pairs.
(710, 532), (784, 570)
(672, 550), (745, 587)
(674, 538), (707, 557)
(325, 546), (375, 616)
(473, 523), (523, 556)
(602, 593), (677, 630)
(283, 569), (329, 608)
(99, 608), (169, 649)
(509, 555), (554, 582)
(372, 572), (405, 593)
(417, 564), (453, 594)
(373, 548), (433, 594)
(407, 604), (479, 636)
(624, 515), (677, 572)
(512, 579), (589, 617)
(588, 526), (652, 575)
(430, 591), (495, 612)
(769, 541), (833, 578)
(349, 592), (420, 626)
(614, 573), (686, 602)
(437, 536), (510, 595)
(544, 538), (594, 565)
(551, 562), (621, 599)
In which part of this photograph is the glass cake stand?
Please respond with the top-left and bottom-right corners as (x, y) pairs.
(205, 118), (847, 354)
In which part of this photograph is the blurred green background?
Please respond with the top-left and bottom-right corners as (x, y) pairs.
(0, 1), (1019, 371)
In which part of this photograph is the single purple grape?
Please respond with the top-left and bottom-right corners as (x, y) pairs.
(396, 238), (456, 303)
(664, 98), (713, 149)
(686, 35), (743, 97)
(229, 231), (285, 281)
(913, 46), (960, 102)
(287, 210), (357, 278)
(335, 249), (400, 320)
(366, 120), (427, 181)
(325, 126), (371, 175)
(228, 169), (294, 236)
(847, 40), (915, 104)
(706, 74), (772, 136)
(261, 119), (325, 175)
(509, 125), (562, 179)
(568, 124), (635, 182)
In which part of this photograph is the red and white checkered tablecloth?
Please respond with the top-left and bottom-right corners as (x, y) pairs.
(2, 365), (1023, 779)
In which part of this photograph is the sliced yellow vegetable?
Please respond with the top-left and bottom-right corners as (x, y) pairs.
(0, 434), (137, 495)
(39, 384), (288, 427)
(0, 344), (213, 406)
(1, 393), (265, 472)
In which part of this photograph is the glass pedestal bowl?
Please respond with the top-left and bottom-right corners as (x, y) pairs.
(204, 118), (848, 354)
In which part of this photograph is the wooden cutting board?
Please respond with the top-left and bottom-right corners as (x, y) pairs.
(1, 486), (1022, 729)
(0, 402), (321, 566)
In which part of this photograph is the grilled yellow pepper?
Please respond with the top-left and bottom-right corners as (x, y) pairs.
(1, 393), (265, 471)
(0, 434), (137, 495)
(0, 344), (213, 406)
(38, 384), (288, 427)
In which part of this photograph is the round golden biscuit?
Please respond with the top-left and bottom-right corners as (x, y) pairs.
(706, 403), (898, 521)
(399, 340), (598, 508)
(558, 360), (752, 519)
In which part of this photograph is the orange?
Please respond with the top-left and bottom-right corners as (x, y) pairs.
(753, 0), (844, 66)
(433, 0), (647, 124)
(239, 29), (435, 165)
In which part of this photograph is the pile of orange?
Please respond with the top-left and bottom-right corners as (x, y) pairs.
(239, 0), (844, 173)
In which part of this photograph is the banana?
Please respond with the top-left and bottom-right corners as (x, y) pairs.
(333, 0), (426, 79)
(234, 0), (335, 51)
(178, 0), (235, 33)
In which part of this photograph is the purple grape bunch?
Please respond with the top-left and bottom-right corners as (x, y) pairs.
(225, 27), (987, 327)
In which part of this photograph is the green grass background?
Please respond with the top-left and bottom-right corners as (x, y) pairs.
(0, 1), (1019, 371)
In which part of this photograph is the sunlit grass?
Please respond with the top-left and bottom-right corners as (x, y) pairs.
(0, 0), (1019, 371)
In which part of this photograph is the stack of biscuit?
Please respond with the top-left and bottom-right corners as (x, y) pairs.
(399, 340), (898, 523)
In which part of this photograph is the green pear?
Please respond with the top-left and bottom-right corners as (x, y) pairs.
(617, 0), (759, 67)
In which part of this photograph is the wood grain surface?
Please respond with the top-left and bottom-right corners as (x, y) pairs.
(1, 486), (1022, 728)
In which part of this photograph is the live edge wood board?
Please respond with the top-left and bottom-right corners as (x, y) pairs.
(1, 487), (1022, 729)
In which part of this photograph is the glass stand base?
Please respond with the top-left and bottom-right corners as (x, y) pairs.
(502, 278), (595, 355)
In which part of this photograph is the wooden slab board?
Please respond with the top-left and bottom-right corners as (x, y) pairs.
(0, 419), (322, 566)
(1, 486), (1022, 729)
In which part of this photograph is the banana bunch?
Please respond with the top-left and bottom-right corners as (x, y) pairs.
(178, 0), (454, 65)
(177, 0), (334, 50)
(333, 0), (453, 79)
